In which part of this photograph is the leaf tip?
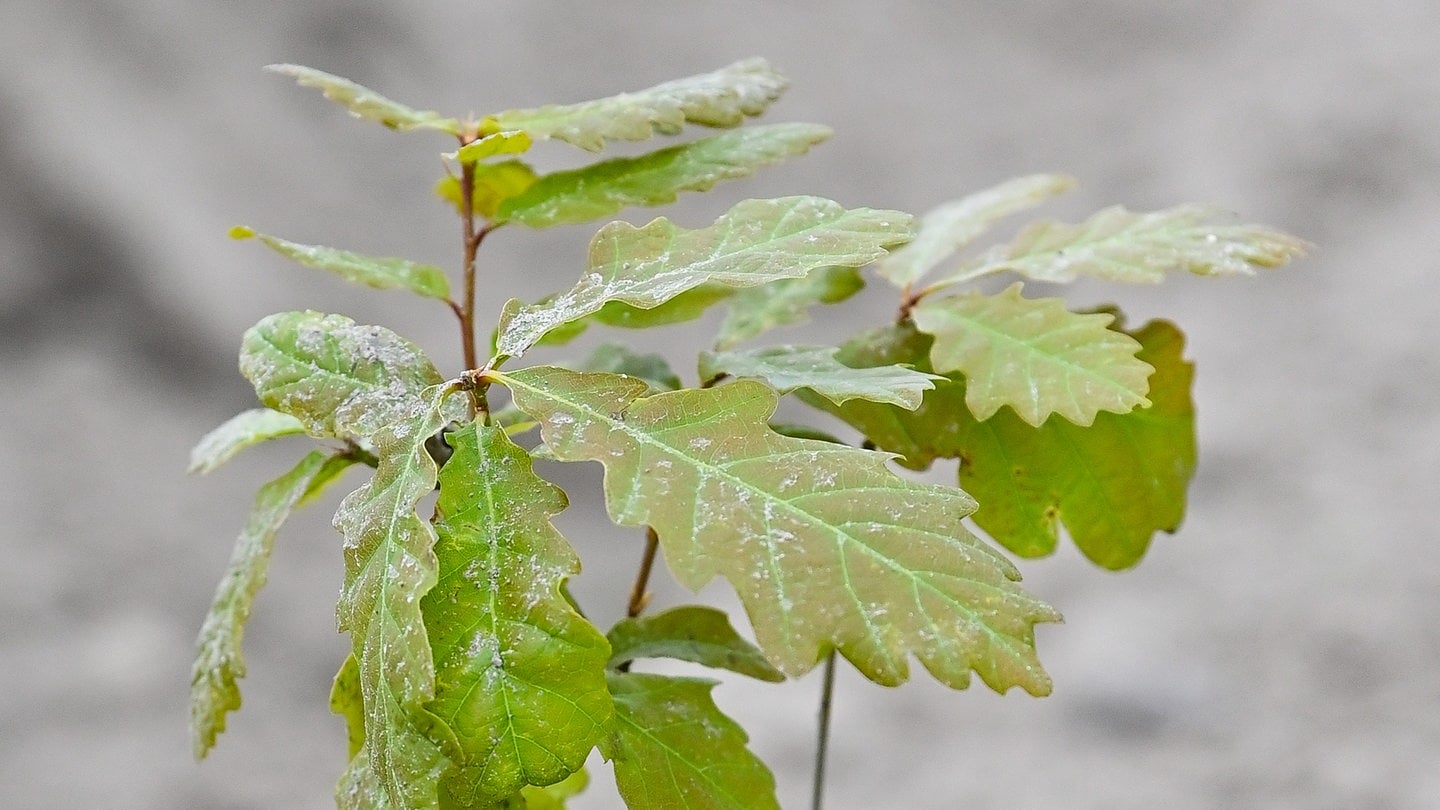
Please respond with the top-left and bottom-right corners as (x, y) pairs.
(228, 225), (257, 241)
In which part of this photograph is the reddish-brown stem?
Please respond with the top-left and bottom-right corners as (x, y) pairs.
(625, 527), (661, 619)
(457, 154), (482, 372)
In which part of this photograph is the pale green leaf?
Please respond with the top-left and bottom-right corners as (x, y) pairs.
(422, 423), (612, 805)
(876, 174), (1077, 289)
(188, 408), (306, 474)
(267, 64), (460, 134)
(607, 606), (784, 682)
(494, 197), (914, 358)
(489, 58), (788, 152)
(713, 265), (864, 350)
(577, 343), (682, 391)
(911, 283), (1152, 426)
(698, 345), (940, 409)
(496, 124), (830, 228)
(449, 130), (533, 163)
(191, 450), (355, 759)
(526, 285), (736, 349)
(331, 385), (463, 809)
(240, 311), (442, 440)
(330, 653), (365, 760)
(602, 672), (779, 810)
(231, 227), (451, 300)
(497, 367), (1058, 693)
(435, 161), (540, 220)
(935, 204), (1308, 287)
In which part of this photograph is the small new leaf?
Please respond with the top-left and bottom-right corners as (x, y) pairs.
(267, 64), (460, 134)
(494, 197), (914, 358)
(876, 174), (1076, 289)
(489, 58), (788, 152)
(434, 161), (539, 220)
(240, 311), (442, 440)
(911, 283), (1152, 426)
(449, 130), (533, 163)
(607, 605), (785, 682)
(233, 228), (451, 300)
(496, 124), (830, 228)
(698, 345), (940, 409)
(191, 450), (355, 759)
(497, 367), (1058, 693)
(602, 672), (779, 810)
(423, 423), (612, 805)
(935, 204), (1308, 287)
(189, 408), (306, 475)
(714, 266), (864, 350)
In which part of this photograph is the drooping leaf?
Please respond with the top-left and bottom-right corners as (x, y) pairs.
(488, 58), (788, 152)
(422, 423), (612, 805)
(496, 367), (1059, 693)
(698, 345), (940, 409)
(330, 653), (366, 760)
(494, 197), (914, 359)
(607, 606), (784, 682)
(331, 385), (464, 809)
(267, 64), (460, 134)
(713, 265), (864, 350)
(449, 130), (533, 163)
(240, 311), (442, 440)
(435, 161), (540, 220)
(231, 227), (450, 300)
(933, 204), (1308, 287)
(602, 672), (779, 810)
(496, 124), (830, 228)
(875, 174), (1077, 289)
(191, 450), (355, 759)
(911, 282), (1152, 426)
(188, 408), (306, 474)
(576, 343), (682, 391)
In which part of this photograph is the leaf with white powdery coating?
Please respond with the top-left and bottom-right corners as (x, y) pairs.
(422, 423), (612, 805)
(494, 196), (914, 358)
(331, 385), (462, 809)
(497, 366), (1058, 693)
(911, 283), (1152, 426)
(934, 204), (1308, 287)
(240, 311), (442, 440)
(714, 265), (864, 350)
(188, 408), (306, 474)
(191, 450), (355, 759)
(268, 64), (460, 134)
(231, 227), (451, 300)
(875, 174), (1076, 289)
(489, 58), (788, 152)
(698, 345), (940, 409)
(603, 672), (779, 810)
(607, 606), (784, 682)
(496, 124), (830, 228)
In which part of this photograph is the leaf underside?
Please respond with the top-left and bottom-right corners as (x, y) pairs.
(715, 265), (865, 349)
(490, 58), (788, 152)
(607, 605), (785, 682)
(911, 282), (1153, 426)
(422, 423), (612, 805)
(500, 366), (1058, 694)
(698, 344), (940, 409)
(188, 408), (306, 475)
(267, 64), (460, 134)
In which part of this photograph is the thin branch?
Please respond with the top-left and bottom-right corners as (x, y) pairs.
(626, 527), (661, 619)
(812, 650), (838, 810)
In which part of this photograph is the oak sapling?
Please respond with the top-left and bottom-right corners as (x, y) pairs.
(189, 59), (1304, 808)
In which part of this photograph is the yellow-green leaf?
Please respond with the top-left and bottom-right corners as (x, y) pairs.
(188, 408), (306, 475)
(330, 653), (365, 760)
(267, 64), (460, 134)
(233, 229), (451, 300)
(449, 130), (533, 163)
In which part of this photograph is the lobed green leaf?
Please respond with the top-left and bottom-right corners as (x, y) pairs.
(497, 367), (1059, 694)
(232, 227), (451, 300)
(875, 174), (1076, 289)
(188, 408), (306, 475)
(602, 672), (779, 810)
(422, 423), (612, 805)
(494, 196), (914, 359)
(496, 124), (830, 228)
(911, 282), (1152, 426)
(267, 64), (461, 134)
(698, 344), (940, 409)
(240, 311), (442, 440)
(190, 450), (355, 759)
(607, 605), (784, 682)
(713, 265), (864, 349)
(489, 58), (788, 152)
(933, 204), (1308, 287)
(576, 343), (682, 392)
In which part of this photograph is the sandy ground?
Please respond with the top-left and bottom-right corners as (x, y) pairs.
(2, 2), (1437, 808)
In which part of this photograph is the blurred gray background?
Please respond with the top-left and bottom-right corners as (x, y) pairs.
(2, 2), (1437, 808)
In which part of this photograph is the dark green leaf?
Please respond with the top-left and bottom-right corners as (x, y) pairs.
(189, 408), (306, 475)
(267, 64), (460, 134)
(576, 343), (682, 391)
(607, 606), (784, 682)
(231, 227), (451, 300)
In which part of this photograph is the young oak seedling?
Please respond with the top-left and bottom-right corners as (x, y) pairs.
(189, 59), (1304, 809)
